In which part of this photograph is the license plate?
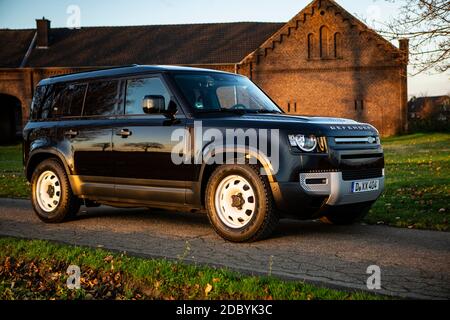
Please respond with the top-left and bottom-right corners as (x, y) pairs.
(352, 180), (379, 193)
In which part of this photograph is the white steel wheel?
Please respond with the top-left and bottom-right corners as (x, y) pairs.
(214, 174), (256, 229)
(35, 170), (61, 212)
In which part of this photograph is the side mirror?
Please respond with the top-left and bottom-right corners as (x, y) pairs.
(142, 95), (165, 114)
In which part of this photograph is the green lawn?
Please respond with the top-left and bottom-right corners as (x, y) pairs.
(0, 144), (28, 198)
(366, 133), (449, 231)
(0, 133), (449, 231)
(0, 237), (382, 300)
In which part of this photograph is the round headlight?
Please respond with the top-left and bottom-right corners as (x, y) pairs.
(290, 134), (317, 152)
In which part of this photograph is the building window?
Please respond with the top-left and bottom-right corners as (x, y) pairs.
(319, 25), (332, 59)
(355, 100), (364, 111)
(310, 27), (343, 60)
(307, 33), (314, 59)
(334, 32), (342, 58)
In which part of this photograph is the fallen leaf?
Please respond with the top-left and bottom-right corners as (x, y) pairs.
(204, 283), (213, 296)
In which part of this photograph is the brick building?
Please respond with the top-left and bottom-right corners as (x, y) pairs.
(408, 95), (449, 131)
(0, 0), (408, 143)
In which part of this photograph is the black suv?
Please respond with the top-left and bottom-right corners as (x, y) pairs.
(23, 65), (385, 242)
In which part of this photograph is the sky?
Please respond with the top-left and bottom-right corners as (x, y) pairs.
(0, 0), (448, 97)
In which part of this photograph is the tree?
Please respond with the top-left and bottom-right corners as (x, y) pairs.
(379, 0), (450, 74)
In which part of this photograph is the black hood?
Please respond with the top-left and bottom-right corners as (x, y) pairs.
(195, 113), (380, 137)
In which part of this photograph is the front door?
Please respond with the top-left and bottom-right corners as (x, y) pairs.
(112, 75), (188, 205)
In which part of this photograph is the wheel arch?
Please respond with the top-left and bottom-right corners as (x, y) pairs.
(198, 145), (278, 206)
(26, 149), (72, 182)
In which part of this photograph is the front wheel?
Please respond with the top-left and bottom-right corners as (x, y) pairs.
(320, 202), (374, 225)
(31, 158), (80, 223)
(205, 165), (278, 242)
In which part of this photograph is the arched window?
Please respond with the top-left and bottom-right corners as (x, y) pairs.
(319, 25), (331, 58)
(307, 33), (314, 59)
(334, 32), (342, 58)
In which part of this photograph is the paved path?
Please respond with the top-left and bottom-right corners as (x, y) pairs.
(0, 198), (449, 299)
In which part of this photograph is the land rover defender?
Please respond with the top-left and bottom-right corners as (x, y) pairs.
(23, 65), (385, 242)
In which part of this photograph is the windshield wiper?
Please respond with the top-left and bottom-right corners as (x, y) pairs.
(255, 109), (283, 114)
(194, 108), (247, 115)
(193, 108), (282, 115)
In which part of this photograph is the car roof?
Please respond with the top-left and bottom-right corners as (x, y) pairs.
(38, 65), (235, 86)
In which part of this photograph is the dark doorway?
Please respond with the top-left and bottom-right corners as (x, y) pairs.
(0, 94), (22, 144)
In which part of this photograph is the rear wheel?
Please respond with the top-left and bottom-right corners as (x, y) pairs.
(320, 202), (374, 225)
(31, 159), (80, 223)
(205, 165), (278, 242)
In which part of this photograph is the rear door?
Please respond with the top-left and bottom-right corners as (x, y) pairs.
(112, 74), (189, 205)
(62, 80), (121, 197)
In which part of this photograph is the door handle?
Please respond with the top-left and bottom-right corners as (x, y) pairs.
(64, 129), (78, 137)
(117, 129), (132, 138)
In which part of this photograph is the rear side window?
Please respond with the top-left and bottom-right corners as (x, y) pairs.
(83, 80), (120, 116)
(30, 86), (47, 120)
(38, 83), (87, 119)
(39, 85), (57, 120)
(51, 84), (68, 117)
(61, 84), (87, 117)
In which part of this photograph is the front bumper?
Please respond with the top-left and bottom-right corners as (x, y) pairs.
(271, 132), (385, 217)
(272, 170), (384, 218)
(299, 171), (385, 206)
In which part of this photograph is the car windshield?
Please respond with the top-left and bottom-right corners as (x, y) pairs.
(172, 73), (283, 114)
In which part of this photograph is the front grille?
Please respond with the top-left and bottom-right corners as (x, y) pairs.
(342, 168), (383, 181)
(334, 136), (379, 145)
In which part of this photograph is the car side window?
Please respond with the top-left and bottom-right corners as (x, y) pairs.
(83, 80), (119, 116)
(39, 85), (56, 120)
(62, 84), (87, 117)
(50, 83), (86, 118)
(30, 86), (47, 120)
(125, 77), (171, 115)
(50, 84), (66, 117)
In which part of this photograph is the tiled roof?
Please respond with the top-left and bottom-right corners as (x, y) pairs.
(0, 22), (284, 68)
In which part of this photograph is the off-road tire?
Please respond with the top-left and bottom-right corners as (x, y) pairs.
(31, 158), (80, 223)
(205, 165), (278, 242)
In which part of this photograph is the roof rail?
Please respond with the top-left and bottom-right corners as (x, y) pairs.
(48, 64), (140, 79)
